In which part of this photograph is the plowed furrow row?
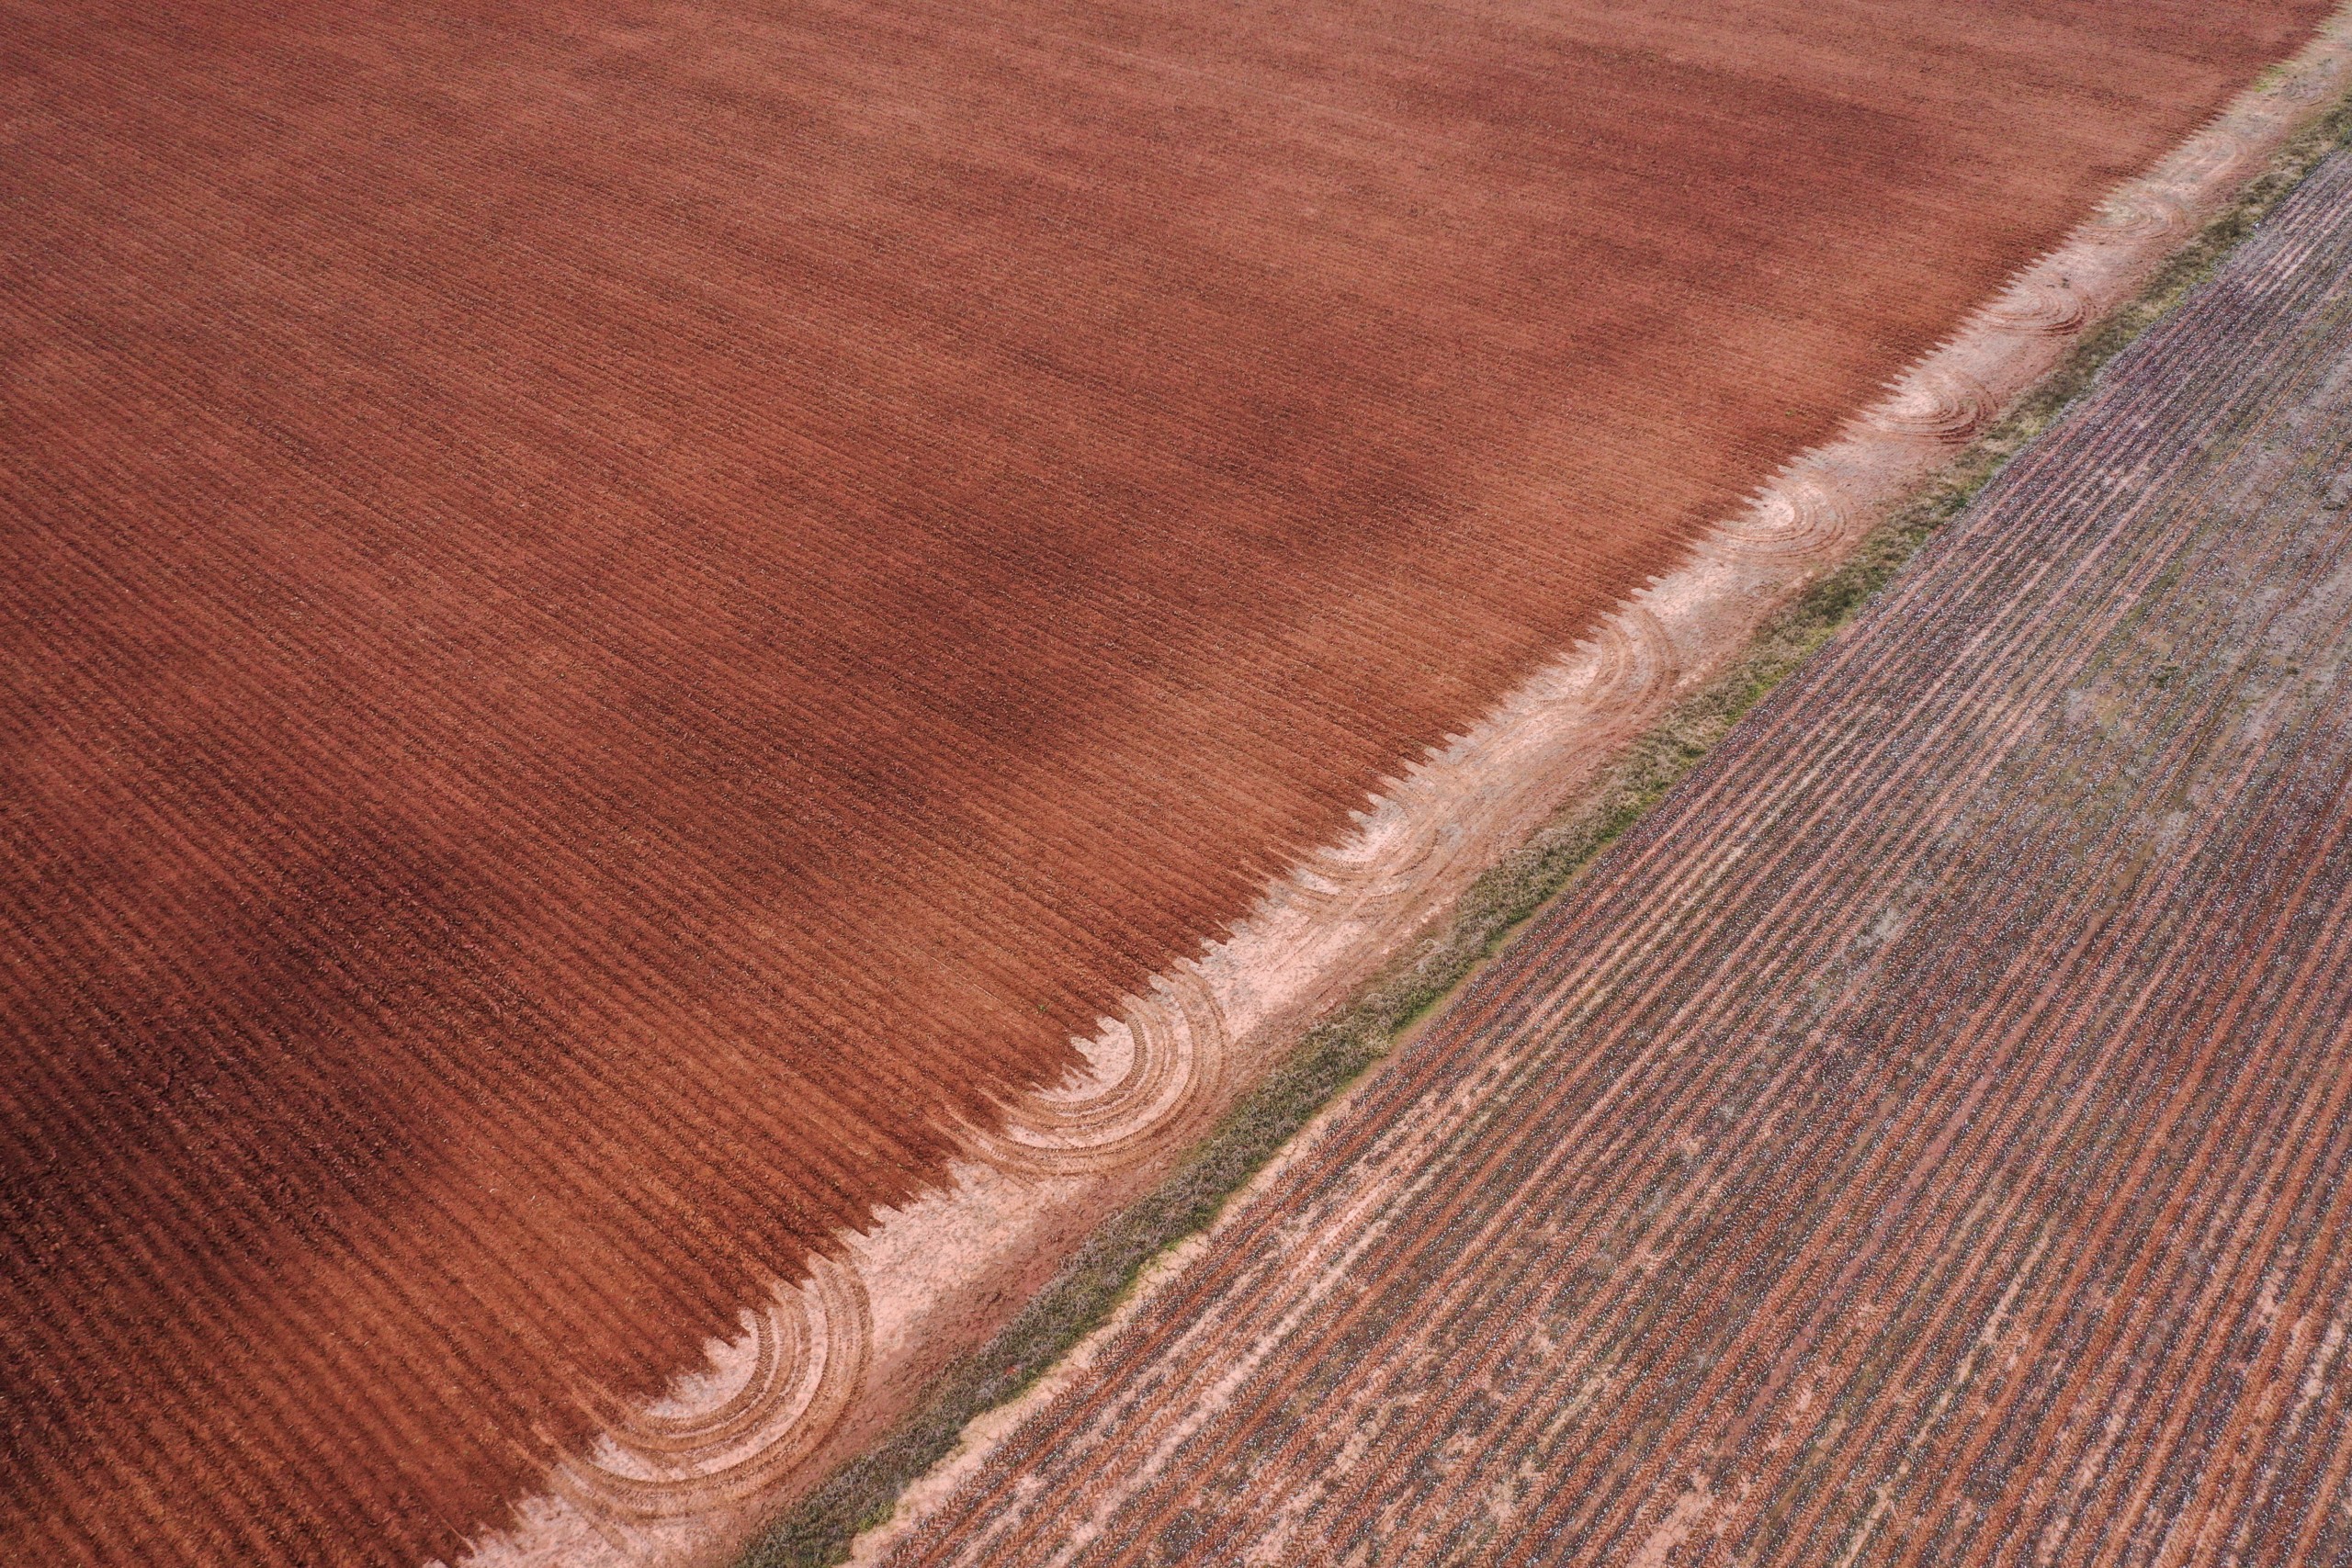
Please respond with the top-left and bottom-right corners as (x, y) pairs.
(882, 142), (2352, 1568)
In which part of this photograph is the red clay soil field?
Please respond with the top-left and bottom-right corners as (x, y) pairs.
(879, 147), (2352, 1568)
(0, 3), (2335, 1564)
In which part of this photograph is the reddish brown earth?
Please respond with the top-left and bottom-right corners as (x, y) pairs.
(879, 146), (2352, 1567)
(0, 2), (2332, 1563)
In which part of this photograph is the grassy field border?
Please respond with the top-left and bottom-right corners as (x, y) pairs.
(739, 91), (2352, 1568)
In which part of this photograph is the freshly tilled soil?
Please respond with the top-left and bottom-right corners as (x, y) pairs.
(0, 2), (2333, 1562)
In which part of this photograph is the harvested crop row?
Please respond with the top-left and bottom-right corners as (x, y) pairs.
(878, 144), (2352, 1568)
